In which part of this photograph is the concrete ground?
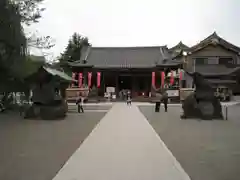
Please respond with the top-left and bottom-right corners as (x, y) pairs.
(53, 104), (190, 180)
(1, 103), (239, 180)
(139, 105), (240, 180)
(68, 104), (112, 113)
(0, 110), (107, 180)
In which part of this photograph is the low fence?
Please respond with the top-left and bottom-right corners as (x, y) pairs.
(179, 88), (195, 101)
(66, 88), (89, 101)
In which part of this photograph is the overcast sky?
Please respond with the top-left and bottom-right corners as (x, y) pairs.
(29, 0), (240, 60)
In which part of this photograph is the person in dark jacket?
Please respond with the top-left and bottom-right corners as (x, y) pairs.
(155, 93), (161, 112)
(161, 90), (168, 112)
(126, 91), (132, 105)
(76, 92), (84, 113)
(151, 86), (161, 112)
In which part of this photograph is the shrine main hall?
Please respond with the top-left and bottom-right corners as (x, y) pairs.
(67, 32), (240, 100)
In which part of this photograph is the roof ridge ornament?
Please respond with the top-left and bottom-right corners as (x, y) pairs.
(212, 31), (218, 37)
(159, 47), (167, 60)
(211, 38), (219, 45)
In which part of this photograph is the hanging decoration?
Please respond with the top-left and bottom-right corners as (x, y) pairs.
(88, 72), (92, 88)
(97, 72), (101, 88)
(78, 73), (83, 87)
(170, 71), (174, 85)
(151, 72), (155, 87)
(179, 70), (182, 81)
(161, 71), (165, 87)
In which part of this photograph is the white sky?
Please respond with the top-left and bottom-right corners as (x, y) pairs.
(29, 0), (240, 60)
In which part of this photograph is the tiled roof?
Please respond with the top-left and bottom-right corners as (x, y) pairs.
(195, 65), (240, 76)
(25, 66), (76, 82)
(190, 32), (240, 53)
(43, 66), (75, 82)
(68, 61), (93, 68)
(70, 46), (178, 68)
(30, 55), (46, 62)
(207, 79), (236, 84)
(168, 42), (189, 62)
(169, 41), (190, 52)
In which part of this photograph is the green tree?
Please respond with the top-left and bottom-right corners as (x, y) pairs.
(0, 0), (26, 75)
(27, 34), (55, 49)
(15, 55), (46, 79)
(15, 0), (55, 49)
(14, 0), (45, 25)
(60, 33), (90, 62)
(0, 0), (50, 69)
(0, 0), (52, 92)
(58, 32), (90, 73)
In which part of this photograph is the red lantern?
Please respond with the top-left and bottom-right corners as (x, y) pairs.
(152, 72), (155, 87)
(161, 71), (165, 88)
(78, 73), (83, 88)
(170, 71), (174, 85)
(179, 71), (182, 81)
(97, 72), (101, 88)
(88, 72), (92, 88)
(72, 72), (76, 87)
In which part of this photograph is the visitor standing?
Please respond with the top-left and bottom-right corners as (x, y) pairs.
(151, 86), (161, 112)
(76, 92), (84, 113)
(126, 91), (132, 106)
(161, 90), (168, 112)
(155, 92), (162, 112)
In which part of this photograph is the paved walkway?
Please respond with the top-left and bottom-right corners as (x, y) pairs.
(53, 104), (190, 180)
(68, 101), (240, 106)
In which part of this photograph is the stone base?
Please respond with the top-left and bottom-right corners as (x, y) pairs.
(40, 102), (67, 120)
(23, 101), (68, 120)
(182, 93), (223, 120)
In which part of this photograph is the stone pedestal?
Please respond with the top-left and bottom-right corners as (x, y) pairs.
(181, 72), (223, 120)
(181, 93), (223, 120)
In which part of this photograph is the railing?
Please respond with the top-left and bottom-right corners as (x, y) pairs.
(66, 87), (89, 101)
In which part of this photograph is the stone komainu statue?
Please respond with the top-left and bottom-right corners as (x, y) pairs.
(181, 72), (223, 120)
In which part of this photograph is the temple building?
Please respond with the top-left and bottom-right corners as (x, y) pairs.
(68, 46), (181, 100)
(67, 32), (240, 101)
(180, 32), (240, 94)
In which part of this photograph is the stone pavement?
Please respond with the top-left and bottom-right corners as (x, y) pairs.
(68, 101), (240, 107)
(53, 104), (190, 180)
(0, 112), (106, 180)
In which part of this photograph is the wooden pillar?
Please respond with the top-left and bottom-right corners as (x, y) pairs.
(132, 75), (135, 96)
(145, 73), (149, 93)
(133, 75), (137, 96)
(131, 74), (134, 91)
(149, 71), (152, 91)
(115, 72), (119, 97)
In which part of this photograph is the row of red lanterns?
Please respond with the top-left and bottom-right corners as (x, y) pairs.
(72, 71), (183, 89)
(72, 72), (101, 88)
(152, 71), (183, 88)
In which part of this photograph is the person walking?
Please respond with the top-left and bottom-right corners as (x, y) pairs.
(151, 86), (161, 112)
(161, 90), (168, 112)
(155, 92), (162, 112)
(76, 92), (84, 113)
(126, 90), (132, 106)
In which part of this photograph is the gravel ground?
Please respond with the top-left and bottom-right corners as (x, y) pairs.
(68, 105), (112, 112)
(139, 105), (240, 180)
(0, 111), (107, 180)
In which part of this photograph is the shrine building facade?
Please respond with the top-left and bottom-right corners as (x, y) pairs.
(67, 32), (240, 100)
